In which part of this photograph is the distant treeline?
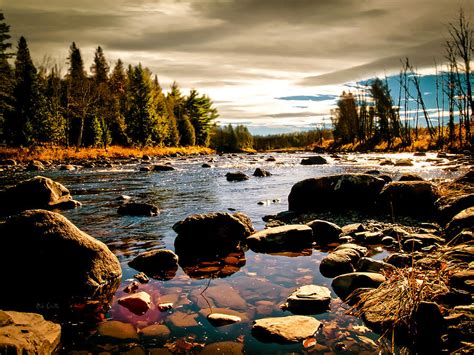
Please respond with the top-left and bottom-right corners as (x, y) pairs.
(0, 13), (218, 149)
(253, 129), (332, 151)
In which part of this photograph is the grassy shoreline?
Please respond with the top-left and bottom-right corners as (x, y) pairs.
(0, 146), (214, 162)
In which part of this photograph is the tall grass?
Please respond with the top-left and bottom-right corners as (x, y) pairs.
(0, 145), (214, 162)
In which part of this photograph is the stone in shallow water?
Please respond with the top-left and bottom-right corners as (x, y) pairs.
(139, 324), (170, 342)
(285, 285), (331, 314)
(0, 310), (61, 354)
(0, 175), (80, 215)
(118, 202), (159, 216)
(306, 219), (342, 245)
(332, 272), (386, 300)
(97, 320), (138, 341)
(207, 313), (242, 327)
(246, 224), (313, 253)
(0, 209), (121, 309)
(200, 341), (243, 355)
(118, 291), (152, 315)
(128, 249), (178, 280)
(252, 315), (322, 344)
(167, 311), (199, 328)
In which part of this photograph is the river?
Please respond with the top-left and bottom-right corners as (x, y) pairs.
(0, 151), (467, 353)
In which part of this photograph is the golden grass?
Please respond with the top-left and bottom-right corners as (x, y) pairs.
(0, 145), (214, 162)
(347, 242), (473, 352)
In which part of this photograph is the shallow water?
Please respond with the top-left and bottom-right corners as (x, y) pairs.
(0, 152), (468, 353)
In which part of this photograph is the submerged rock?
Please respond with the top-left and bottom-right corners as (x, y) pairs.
(226, 171), (249, 181)
(207, 313), (242, 327)
(128, 249), (179, 280)
(332, 272), (386, 300)
(252, 316), (322, 344)
(0, 310), (61, 354)
(288, 174), (386, 213)
(300, 156), (327, 165)
(284, 285), (331, 314)
(152, 164), (175, 171)
(118, 291), (152, 315)
(97, 320), (138, 341)
(246, 224), (313, 253)
(377, 181), (439, 217)
(177, 246), (246, 280)
(173, 212), (255, 254)
(0, 176), (80, 215)
(0, 210), (122, 309)
(118, 202), (159, 216)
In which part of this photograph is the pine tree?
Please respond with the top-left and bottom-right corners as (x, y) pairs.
(6, 36), (44, 146)
(90, 46), (112, 147)
(66, 42), (93, 148)
(126, 64), (157, 145)
(151, 75), (168, 145)
(0, 12), (13, 141)
(109, 59), (128, 145)
(185, 89), (218, 146)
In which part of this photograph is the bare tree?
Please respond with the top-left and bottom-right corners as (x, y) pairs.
(448, 8), (473, 143)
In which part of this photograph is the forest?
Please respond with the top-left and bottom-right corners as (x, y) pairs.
(0, 13), (218, 150)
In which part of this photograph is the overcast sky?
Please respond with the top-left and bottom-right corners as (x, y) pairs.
(2, 0), (472, 134)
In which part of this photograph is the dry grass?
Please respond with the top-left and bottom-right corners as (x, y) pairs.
(0, 145), (214, 162)
(347, 242), (472, 352)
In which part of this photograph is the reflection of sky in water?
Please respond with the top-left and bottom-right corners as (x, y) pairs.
(0, 152), (468, 352)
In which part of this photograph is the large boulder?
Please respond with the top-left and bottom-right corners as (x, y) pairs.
(246, 225), (313, 253)
(252, 316), (322, 344)
(331, 272), (386, 300)
(288, 174), (386, 213)
(173, 212), (255, 255)
(0, 210), (122, 309)
(0, 176), (80, 215)
(0, 311), (61, 354)
(128, 249), (178, 280)
(377, 181), (439, 217)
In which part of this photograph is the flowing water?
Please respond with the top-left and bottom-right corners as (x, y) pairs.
(0, 152), (467, 353)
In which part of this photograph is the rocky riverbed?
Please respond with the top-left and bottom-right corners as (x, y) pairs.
(0, 151), (472, 353)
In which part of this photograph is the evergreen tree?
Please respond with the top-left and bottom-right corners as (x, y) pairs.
(151, 75), (168, 145)
(126, 64), (157, 145)
(0, 12), (13, 140)
(66, 42), (93, 148)
(90, 46), (112, 147)
(109, 59), (128, 145)
(42, 65), (66, 144)
(6, 36), (44, 146)
(332, 91), (358, 144)
(185, 89), (218, 146)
